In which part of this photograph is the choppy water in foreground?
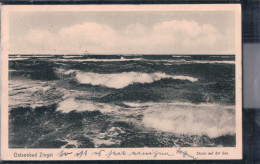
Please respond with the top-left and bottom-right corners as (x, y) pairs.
(9, 55), (236, 148)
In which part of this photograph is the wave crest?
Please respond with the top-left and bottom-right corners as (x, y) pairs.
(57, 98), (119, 113)
(142, 103), (235, 138)
(75, 71), (198, 89)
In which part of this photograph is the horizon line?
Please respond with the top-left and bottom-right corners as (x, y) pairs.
(9, 53), (235, 56)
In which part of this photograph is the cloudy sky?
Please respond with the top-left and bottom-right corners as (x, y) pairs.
(9, 11), (235, 55)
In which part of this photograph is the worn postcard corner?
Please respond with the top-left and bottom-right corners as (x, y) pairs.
(1, 4), (242, 160)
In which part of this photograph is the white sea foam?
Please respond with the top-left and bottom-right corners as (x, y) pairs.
(50, 57), (234, 65)
(148, 59), (234, 64)
(51, 58), (142, 62)
(64, 70), (76, 75)
(92, 138), (119, 147)
(62, 140), (79, 148)
(142, 102), (235, 138)
(193, 60), (235, 64)
(123, 102), (149, 108)
(9, 80), (66, 109)
(9, 58), (29, 61)
(211, 56), (233, 58)
(59, 69), (76, 75)
(55, 68), (76, 75)
(29, 55), (54, 58)
(75, 71), (198, 89)
(172, 55), (190, 58)
(57, 98), (119, 113)
(62, 56), (80, 59)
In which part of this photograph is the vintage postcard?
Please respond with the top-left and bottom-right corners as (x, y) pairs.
(1, 4), (242, 160)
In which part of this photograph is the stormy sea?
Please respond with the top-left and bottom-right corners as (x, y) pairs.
(9, 54), (236, 148)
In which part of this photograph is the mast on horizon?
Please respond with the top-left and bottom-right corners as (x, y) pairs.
(84, 50), (90, 55)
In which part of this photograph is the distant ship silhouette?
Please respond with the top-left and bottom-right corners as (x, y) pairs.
(84, 50), (90, 55)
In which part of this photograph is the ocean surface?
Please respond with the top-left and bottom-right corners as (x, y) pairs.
(9, 54), (236, 148)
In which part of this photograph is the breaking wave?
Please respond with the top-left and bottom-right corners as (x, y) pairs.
(51, 57), (142, 62)
(74, 71), (198, 89)
(143, 60), (234, 64)
(57, 98), (119, 113)
(142, 102), (235, 138)
(9, 58), (29, 61)
(193, 61), (235, 64)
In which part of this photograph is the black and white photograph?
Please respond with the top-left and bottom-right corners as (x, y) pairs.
(1, 5), (242, 160)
